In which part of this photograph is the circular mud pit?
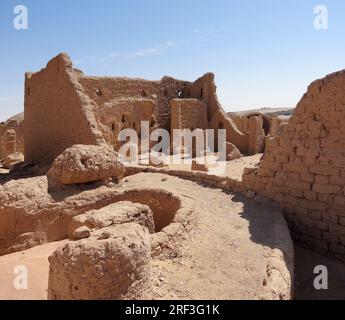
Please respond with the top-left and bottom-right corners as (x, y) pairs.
(114, 189), (181, 232)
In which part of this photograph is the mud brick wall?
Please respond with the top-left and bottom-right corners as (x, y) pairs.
(183, 73), (249, 153)
(170, 99), (208, 131)
(24, 53), (252, 165)
(25, 54), (106, 164)
(94, 98), (155, 151)
(79, 76), (185, 131)
(0, 113), (24, 160)
(243, 70), (345, 261)
(248, 116), (265, 155)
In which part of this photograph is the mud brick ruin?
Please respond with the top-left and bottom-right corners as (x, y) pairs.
(23, 53), (249, 165)
(243, 70), (345, 261)
(1, 52), (345, 299)
(0, 113), (24, 168)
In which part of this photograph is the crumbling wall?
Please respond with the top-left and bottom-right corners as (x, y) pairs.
(78, 76), (185, 131)
(231, 113), (271, 136)
(0, 113), (24, 160)
(24, 53), (250, 163)
(242, 70), (345, 261)
(170, 99), (208, 131)
(95, 98), (155, 151)
(268, 117), (285, 136)
(183, 73), (249, 153)
(232, 116), (249, 134)
(0, 130), (16, 159)
(231, 113), (289, 154)
(209, 110), (248, 153)
(24, 53), (106, 165)
(248, 116), (265, 154)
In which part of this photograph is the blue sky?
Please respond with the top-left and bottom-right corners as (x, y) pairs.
(1, 0), (345, 121)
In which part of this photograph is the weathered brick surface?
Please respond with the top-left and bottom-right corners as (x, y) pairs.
(242, 70), (345, 261)
(0, 113), (24, 160)
(248, 116), (265, 155)
(24, 54), (249, 164)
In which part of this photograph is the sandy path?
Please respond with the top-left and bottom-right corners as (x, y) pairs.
(0, 241), (67, 300)
(124, 173), (292, 300)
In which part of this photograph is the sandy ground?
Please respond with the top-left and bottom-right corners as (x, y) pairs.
(110, 173), (292, 299)
(0, 173), (292, 300)
(0, 241), (68, 300)
(1, 166), (344, 300)
(1, 243), (343, 300)
(140, 154), (262, 181)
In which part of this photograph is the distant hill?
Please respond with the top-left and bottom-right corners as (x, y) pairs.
(228, 107), (294, 118)
(0, 112), (24, 125)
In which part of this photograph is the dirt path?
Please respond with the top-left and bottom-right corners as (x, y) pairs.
(124, 173), (293, 300)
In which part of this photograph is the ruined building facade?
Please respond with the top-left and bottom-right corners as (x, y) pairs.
(24, 53), (248, 165)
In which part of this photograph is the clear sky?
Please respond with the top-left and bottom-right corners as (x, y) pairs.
(1, 0), (345, 121)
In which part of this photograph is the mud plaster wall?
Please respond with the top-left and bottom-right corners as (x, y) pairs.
(78, 76), (186, 132)
(183, 73), (249, 153)
(242, 70), (345, 261)
(24, 53), (250, 163)
(232, 113), (285, 154)
(95, 98), (155, 151)
(248, 116), (265, 155)
(170, 99), (208, 131)
(232, 116), (249, 134)
(231, 113), (271, 136)
(0, 114), (24, 159)
(24, 54), (106, 164)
